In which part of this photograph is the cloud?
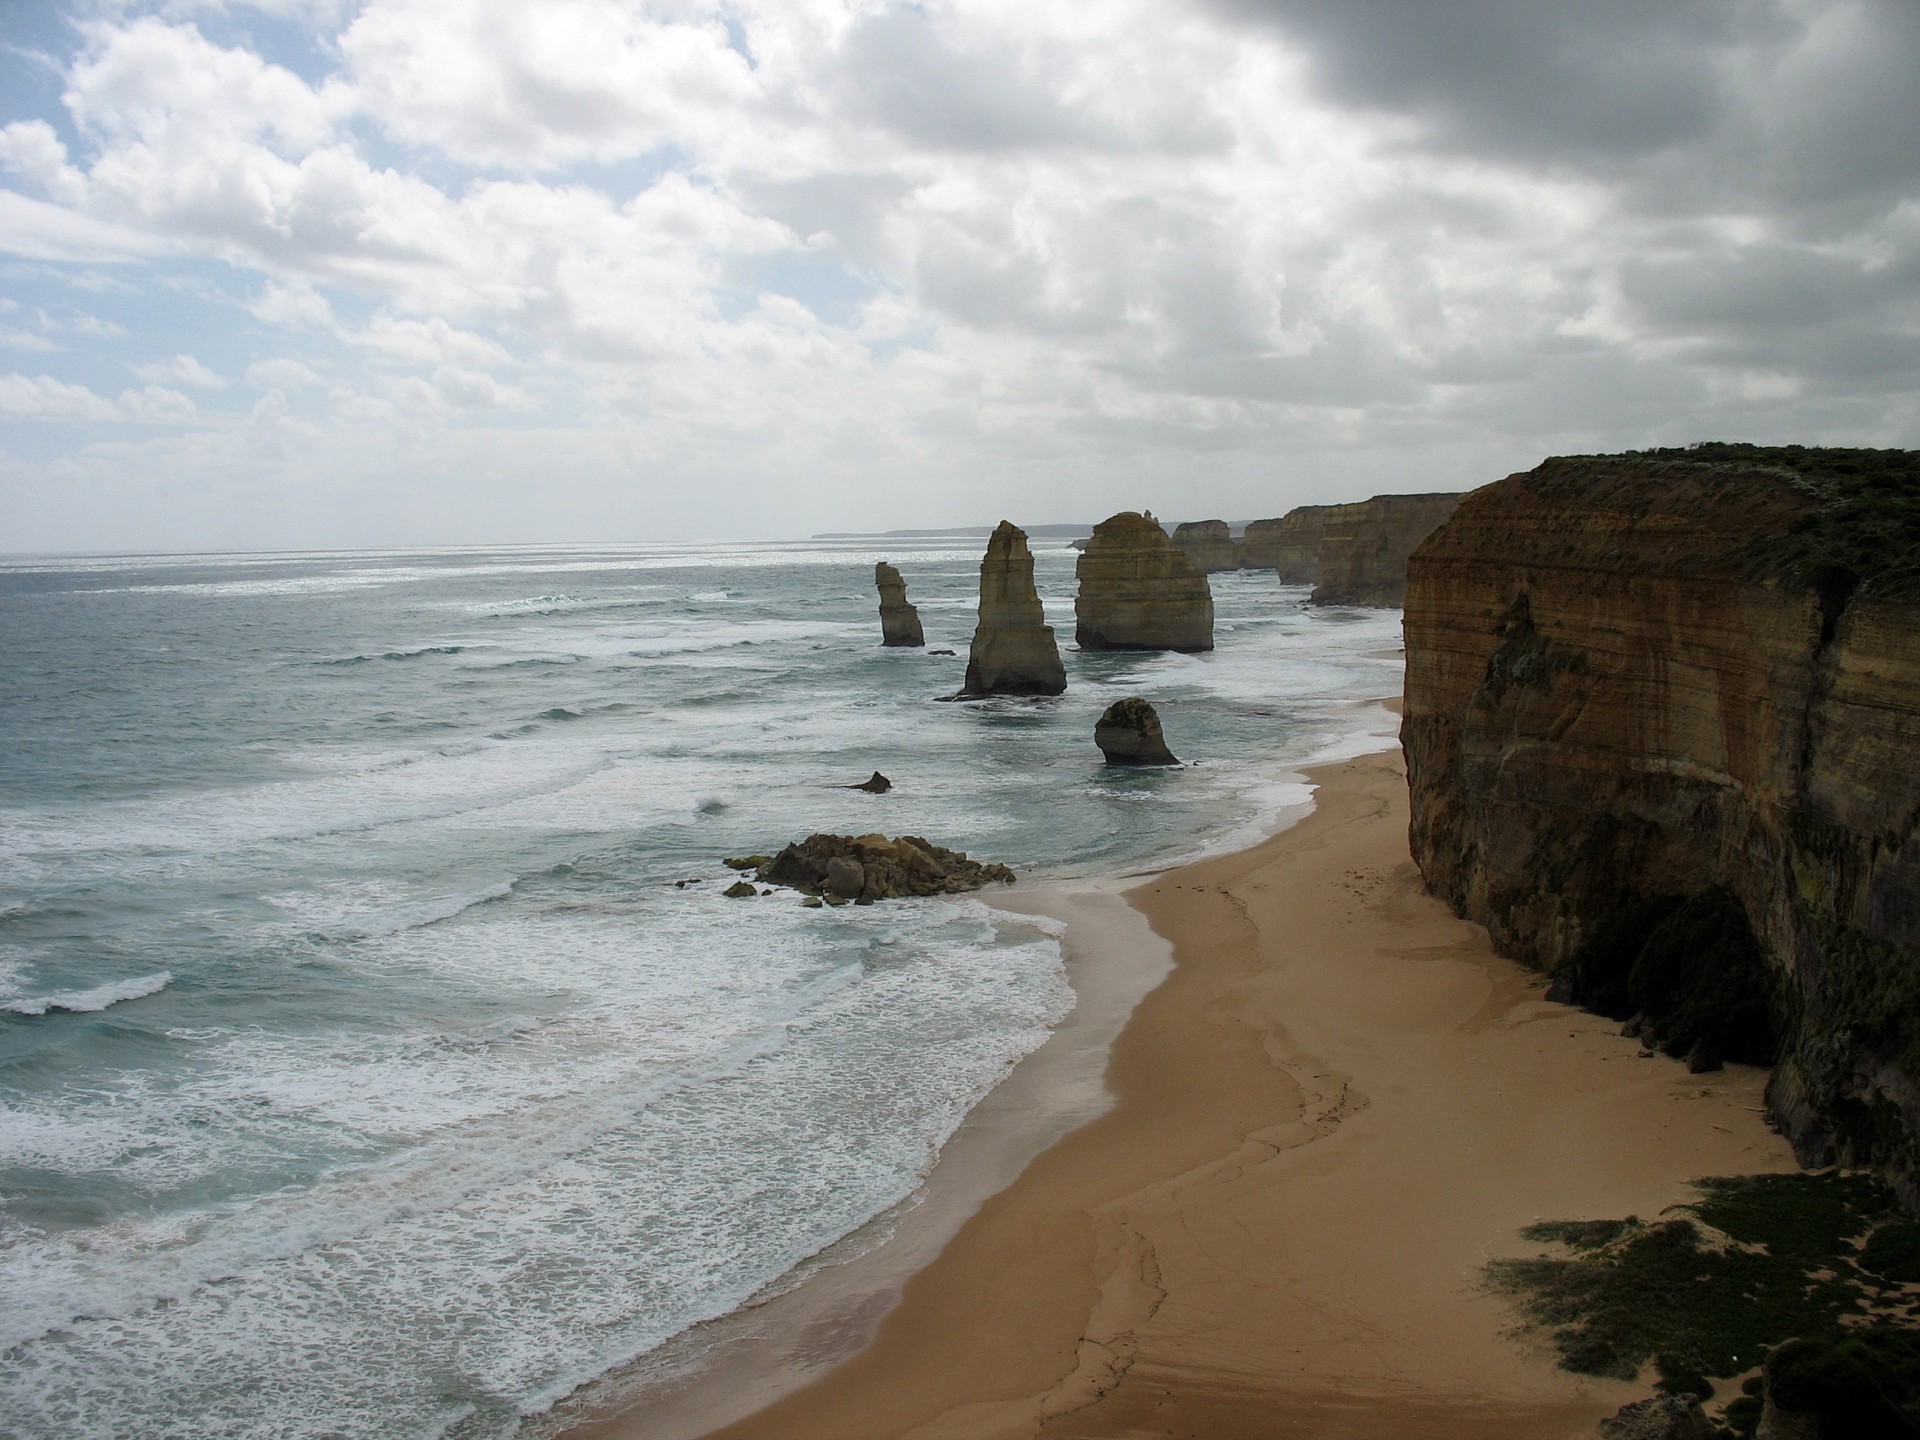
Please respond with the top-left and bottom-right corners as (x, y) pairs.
(0, 188), (168, 263)
(246, 357), (323, 389)
(0, 372), (196, 422)
(132, 353), (226, 388)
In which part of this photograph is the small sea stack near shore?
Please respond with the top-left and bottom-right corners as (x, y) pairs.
(873, 562), (924, 647)
(959, 521), (1067, 697)
(741, 832), (1016, 903)
(1094, 697), (1178, 765)
(1074, 511), (1213, 652)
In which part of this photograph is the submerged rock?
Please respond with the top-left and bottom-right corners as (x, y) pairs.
(1074, 511), (1213, 653)
(848, 771), (892, 793)
(1095, 697), (1179, 766)
(723, 880), (758, 898)
(875, 561), (925, 647)
(960, 521), (1066, 697)
(755, 833), (1016, 900)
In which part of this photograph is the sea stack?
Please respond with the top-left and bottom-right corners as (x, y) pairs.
(874, 562), (925, 646)
(1310, 492), (1464, 606)
(1074, 511), (1214, 652)
(1171, 519), (1238, 573)
(1267, 505), (1336, 584)
(1237, 516), (1290, 571)
(1094, 697), (1179, 765)
(960, 521), (1067, 697)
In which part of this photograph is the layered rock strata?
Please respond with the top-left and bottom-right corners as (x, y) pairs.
(1400, 445), (1920, 1194)
(1094, 697), (1179, 765)
(1265, 506), (1336, 584)
(755, 832), (1015, 900)
(1074, 511), (1214, 652)
(1237, 516), (1292, 572)
(874, 562), (925, 646)
(1171, 519), (1238, 573)
(961, 521), (1067, 697)
(1312, 492), (1464, 606)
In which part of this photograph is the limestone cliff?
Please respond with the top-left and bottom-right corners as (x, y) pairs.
(1074, 511), (1213, 652)
(1312, 492), (1464, 606)
(1264, 506), (1335, 584)
(1238, 516), (1293, 573)
(1171, 519), (1238, 574)
(961, 521), (1067, 697)
(1401, 445), (1920, 1194)
(874, 561), (925, 647)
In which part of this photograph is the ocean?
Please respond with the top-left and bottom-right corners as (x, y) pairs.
(0, 538), (1403, 1439)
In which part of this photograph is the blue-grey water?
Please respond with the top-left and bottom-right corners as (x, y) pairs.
(0, 539), (1402, 1439)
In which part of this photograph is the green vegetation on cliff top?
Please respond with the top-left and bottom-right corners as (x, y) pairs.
(1545, 441), (1920, 598)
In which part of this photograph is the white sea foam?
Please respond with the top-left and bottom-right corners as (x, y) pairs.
(1, 969), (171, 1016)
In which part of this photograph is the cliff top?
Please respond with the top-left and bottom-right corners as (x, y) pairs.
(1528, 443), (1920, 598)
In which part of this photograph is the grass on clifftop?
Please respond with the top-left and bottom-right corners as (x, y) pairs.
(1549, 441), (1920, 599)
(1490, 1171), (1920, 1435)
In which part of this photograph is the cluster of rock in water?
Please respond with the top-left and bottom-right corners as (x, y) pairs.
(724, 834), (1015, 905)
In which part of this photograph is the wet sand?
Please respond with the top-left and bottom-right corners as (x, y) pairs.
(572, 747), (1795, 1440)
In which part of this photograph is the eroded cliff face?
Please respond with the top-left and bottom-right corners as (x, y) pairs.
(1263, 507), (1333, 584)
(874, 561), (925, 647)
(1401, 449), (1920, 1194)
(1312, 492), (1464, 606)
(962, 521), (1067, 697)
(1171, 519), (1238, 574)
(1075, 511), (1213, 652)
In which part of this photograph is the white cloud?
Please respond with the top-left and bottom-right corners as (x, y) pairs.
(246, 357), (323, 388)
(350, 313), (509, 366)
(0, 372), (197, 423)
(132, 353), (226, 388)
(0, 188), (168, 263)
(249, 280), (334, 330)
(0, 120), (89, 205)
(0, 327), (59, 352)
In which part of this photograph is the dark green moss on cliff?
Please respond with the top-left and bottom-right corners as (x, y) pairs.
(1540, 442), (1920, 597)
(1490, 1171), (1920, 1435)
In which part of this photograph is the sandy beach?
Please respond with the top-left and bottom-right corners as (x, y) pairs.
(571, 745), (1796, 1440)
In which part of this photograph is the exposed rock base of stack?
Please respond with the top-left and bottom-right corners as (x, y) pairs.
(874, 561), (925, 646)
(1311, 492), (1464, 605)
(1400, 445), (1920, 1197)
(1074, 511), (1213, 652)
(756, 832), (1015, 900)
(1171, 519), (1238, 573)
(961, 521), (1067, 696)
(1094, 697), (1178, 765)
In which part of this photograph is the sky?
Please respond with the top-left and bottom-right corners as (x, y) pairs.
(1, 0), (1917, 553)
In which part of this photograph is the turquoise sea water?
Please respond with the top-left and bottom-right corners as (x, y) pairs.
(0, 539), (1402, 1438)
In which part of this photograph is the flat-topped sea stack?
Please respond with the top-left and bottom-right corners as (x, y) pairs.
(1171, 519), (1238, 573)
(1400, 444), (1920, 1194)
(1236, 516), (1291, 572)
(960, 521), (1067, 697)
(873, 562), (924, 646)
(1311, 492), (1464, 606)
(1074, 511), (1214, 652)
(1265, 506), (1337, 584)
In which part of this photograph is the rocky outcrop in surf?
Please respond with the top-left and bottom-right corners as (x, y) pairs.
(753, 833), (1016, 901)
(1171, 519), (1238, 574)
(874, 562), (925, 647)
(1400, 444), (1920, 1196)
(1074, 511), (1214, 653)
(1311, 493), (1464, 606)
(1094, 697), (1179, 766)
(960, 522), (1067, 697)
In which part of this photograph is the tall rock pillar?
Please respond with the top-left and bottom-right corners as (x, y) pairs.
(961, 522), (1067, 697)
(874, 562), (925, 646)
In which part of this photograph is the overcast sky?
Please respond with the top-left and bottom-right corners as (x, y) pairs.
(2, 0), (1916, 553)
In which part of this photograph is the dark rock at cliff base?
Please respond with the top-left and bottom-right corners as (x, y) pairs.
(1596, 1395), (1712, 1440)
(960, 522), (1066, 697)
(1095, 697), (1179, 766)
(1075, 511), (1213, 652)
(1401, 443), (1920, 1198)
(848, 771), (891, 793)
(723, 880), (757, 898)
(928, 648), (955, 655)
(874, 562), (925, 647)
(756, 833), (1016, 900)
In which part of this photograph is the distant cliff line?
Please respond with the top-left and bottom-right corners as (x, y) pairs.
(1400, 443), (1920, 1199)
